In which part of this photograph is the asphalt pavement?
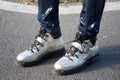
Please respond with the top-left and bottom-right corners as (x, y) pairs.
(0, 8), (120, 80)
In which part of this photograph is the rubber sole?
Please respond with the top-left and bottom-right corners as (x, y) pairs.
(53, 53), (99, 76)
(15, 48), (65, 67)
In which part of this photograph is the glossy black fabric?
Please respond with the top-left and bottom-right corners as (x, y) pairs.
(78, 0), (106, 38)
(38, 0), (61, 39)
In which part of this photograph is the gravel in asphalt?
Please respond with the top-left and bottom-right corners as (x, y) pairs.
(0, 9), (120, 80)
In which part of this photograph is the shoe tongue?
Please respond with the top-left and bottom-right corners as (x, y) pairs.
(40, 27), (47, 33)
(75, 32), (89, 44)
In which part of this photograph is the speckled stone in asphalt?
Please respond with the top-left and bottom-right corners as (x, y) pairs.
(0, 9), (120, 80)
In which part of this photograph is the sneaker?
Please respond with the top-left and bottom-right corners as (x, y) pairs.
(53, 32), (99, 75)
(16, 28), (64, 67)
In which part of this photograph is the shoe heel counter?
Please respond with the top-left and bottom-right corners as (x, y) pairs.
(48, 37), (64, 52)
(56, 37), (64, 49)
(90, 42), (99, 55)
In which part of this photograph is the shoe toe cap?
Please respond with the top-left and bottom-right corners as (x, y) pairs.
(54, 57), (71, 70)
(54, 62), (63, 70)
(17, 50), (30, 62)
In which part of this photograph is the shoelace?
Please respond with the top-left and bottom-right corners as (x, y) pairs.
(28, 29), (49, 53)
(65, 32), (90, 61)
(65, 42), (88, 61)
(65, 45), (79, 61)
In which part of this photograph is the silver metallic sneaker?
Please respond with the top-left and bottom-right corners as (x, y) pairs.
(16, 29), (64, 67)
(54, 33), (99, 75)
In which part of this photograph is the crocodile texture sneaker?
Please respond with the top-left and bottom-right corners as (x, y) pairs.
(16, 28), (64, 67)
(54, 32), (99, 75)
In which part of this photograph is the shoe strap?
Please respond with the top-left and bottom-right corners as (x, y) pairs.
(36, 37), (44, 43)
(72, 42), (82, 51)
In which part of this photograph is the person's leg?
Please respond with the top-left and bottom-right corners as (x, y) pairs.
(38, 0), (61, 39)
(54, 0), (106, 75)
(78, 0), (106, 39)
(16, 0), (64, 67)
